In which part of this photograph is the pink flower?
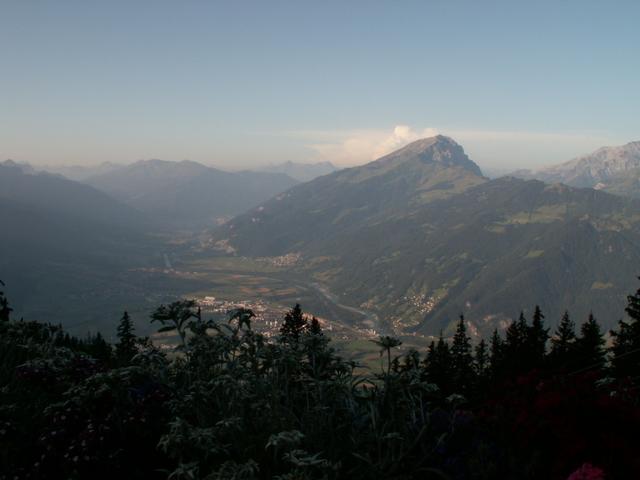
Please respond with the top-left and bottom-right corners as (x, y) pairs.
(567, 463), (605, 480)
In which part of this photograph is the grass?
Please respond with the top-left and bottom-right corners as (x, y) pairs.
(502, 205), (568, 224)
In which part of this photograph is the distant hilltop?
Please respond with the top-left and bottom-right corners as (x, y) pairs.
(257, 160), (339, 182)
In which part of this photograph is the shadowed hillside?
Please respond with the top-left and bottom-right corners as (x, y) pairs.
(210, 136), (640, 335)
(86, 159), (299, 228)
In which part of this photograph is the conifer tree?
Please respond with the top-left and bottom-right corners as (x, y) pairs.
(489, 328), (504, 378)
(309, 316), (323, 336)
(304, 317), (331, 377)
(626, 278), (640, 321)
(506, 312), (528, 352)
(610, 318), (640, 378)
(424, 340), (436, 379)
(425, 332), (452, 392)
(527, 305), (549, 366)
(451, 315), (475, 391)
(84, 332), (112, 362)
(504, 312), (529, 375)
(116, 311), (138, 364)
(474, 339), (489, 379)
(550, 311), (576, 368)
(0, 280), (12, 323)
(611, 281), (640, 378)
(575, 313), (605, 370)
(280, 304), (308, 344)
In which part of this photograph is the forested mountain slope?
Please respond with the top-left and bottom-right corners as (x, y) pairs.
(212, 136), (640, 335)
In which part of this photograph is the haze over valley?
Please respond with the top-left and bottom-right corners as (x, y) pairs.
(5, 2), (640, 477)
(4, 135), (640, 348)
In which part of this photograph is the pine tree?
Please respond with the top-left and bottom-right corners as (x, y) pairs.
(425, 332), (452, 392)
(504, 312), (529, 375)
(451, 315), (475, 392)
(611, 281), (640, 378)
(489, 328), (505, 378)
(0, 280), (12, 323)
(309, 316), (323, 336)
(550, 311), (576, 369)
(116, 311), (137, 365)
(475, 339), (489, 379)
(280, 304), (308, 344)
(424, 340), (436, 380)
(610, 319), (640, 378)
(506, 312), (528, 352)
(304, 317), (331, 378)
(527, 305), (549, 367)
(575, 313), (605, 371)
(88, 332), (113, 363)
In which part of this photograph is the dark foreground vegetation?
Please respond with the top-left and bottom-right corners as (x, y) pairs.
(2, 279), (640, 480)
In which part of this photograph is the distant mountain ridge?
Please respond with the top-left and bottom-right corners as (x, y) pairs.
(39, 162), (124, 181)
(0, 162), (156, 328)
(257, 161), (339, 182)
(85, 159), (299, 228)
(514, 140), (640, 196)
(2, 158), (301, 228)
(0, 162), (139, 226)
(210, 136), (640, 336)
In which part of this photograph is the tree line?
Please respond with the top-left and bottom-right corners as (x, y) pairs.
(1, 280), (640, 479)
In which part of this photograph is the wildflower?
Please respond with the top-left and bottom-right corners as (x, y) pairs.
(567, 463), (605, 480)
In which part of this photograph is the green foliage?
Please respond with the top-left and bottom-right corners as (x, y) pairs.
(575, 313), (606, 371)
(550, 311), (577, 368)
(0, 279), (12, 323)
(474, 339), (489, 379)
(115, 311), (137, 365)
(372, 335), (402, 375)
(3, 281), (640, 478)
(527, 305), (549, 365)
(451, 315), (474, 393)
(151, 300), (200, 351)
(610, 283), (640, 378)
(424, 332), (452, 393)
(279, 304), (308, 344)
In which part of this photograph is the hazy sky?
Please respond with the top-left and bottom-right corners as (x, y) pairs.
(1, 1), (638, 171)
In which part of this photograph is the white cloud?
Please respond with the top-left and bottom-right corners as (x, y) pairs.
(302, 125), (440, 166)
(287, 125), (623, 170)
(372, 125), (440, 159)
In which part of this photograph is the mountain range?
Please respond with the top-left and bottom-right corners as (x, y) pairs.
(0, 158), (305, 330)
(84, 159), (299, 228)
(210, 136), (640, 336)
(514, 140), (640, 197)
(38, 161), (124, 181)
(6, 137), (640, 337)
(0, 162), (164, 329)
(257, 161), (339, 182)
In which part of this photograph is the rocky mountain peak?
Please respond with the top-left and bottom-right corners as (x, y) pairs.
(373, 135), (483, 177)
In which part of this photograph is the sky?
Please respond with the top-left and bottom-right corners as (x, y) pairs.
(1, 0), (639, 171)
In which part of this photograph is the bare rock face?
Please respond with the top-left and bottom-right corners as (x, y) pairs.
(516, 141), (640, 191)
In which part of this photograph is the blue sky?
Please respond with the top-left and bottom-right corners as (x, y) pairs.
(1, 0), (638, 170)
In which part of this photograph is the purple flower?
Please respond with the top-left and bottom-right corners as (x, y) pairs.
(567, 463), (605, 480)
